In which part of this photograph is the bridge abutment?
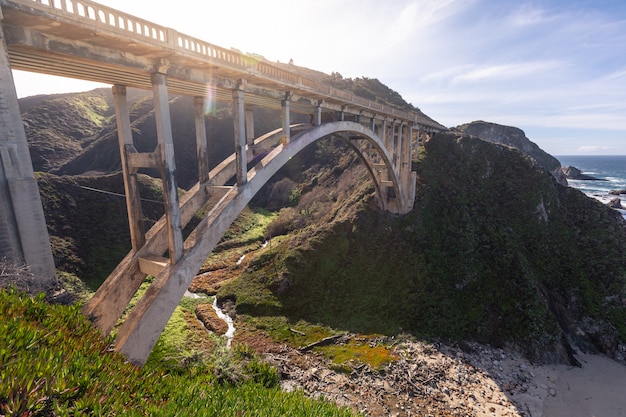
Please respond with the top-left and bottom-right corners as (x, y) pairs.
(0, 18), (55, 284)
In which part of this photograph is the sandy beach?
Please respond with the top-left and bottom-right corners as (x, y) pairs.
(542, 354), (626, 417)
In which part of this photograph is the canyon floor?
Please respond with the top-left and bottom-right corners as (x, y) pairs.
(191, 297), (626, 417)
(191, 245), (626, 417)
(263, 334), (626, 417)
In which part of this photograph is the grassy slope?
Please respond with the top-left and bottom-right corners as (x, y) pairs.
(0, 288), (357, 417)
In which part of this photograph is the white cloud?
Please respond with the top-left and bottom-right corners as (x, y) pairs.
(450, 60), (564, 83)
(508, 3), (563, 27)
(577, 145), (615, 153)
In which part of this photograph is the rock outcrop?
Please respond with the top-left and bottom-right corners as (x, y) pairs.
(455, 121), (568, 186)
(561, 165), (607, 181)
(607, 198), (623, 209)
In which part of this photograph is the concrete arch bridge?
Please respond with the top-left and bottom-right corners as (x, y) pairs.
(0, 0), (445, 364)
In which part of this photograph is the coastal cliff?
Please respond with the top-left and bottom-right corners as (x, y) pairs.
(455, 121), (569, 186)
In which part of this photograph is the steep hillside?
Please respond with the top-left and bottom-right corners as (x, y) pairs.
(21, 90), (112, 172)
(37, 172), (165, 289)
(219, 132), (626, 365)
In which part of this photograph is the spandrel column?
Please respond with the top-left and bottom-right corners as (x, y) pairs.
(152, 73), (183, 263)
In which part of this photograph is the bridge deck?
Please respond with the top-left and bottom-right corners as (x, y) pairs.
(0, 0), (445, 129)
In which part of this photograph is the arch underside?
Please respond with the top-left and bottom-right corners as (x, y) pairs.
(90, 121), (411, 365)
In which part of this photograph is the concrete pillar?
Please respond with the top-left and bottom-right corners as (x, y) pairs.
(313, 101), (322, 126)
(400, 124), (412, 191)
(381, 118), (388, 148)
(113, 85), (145, 251)
(395, 122), (404, 172)
(403, 125), (416, 212)
(0, 19), (55, 284)
(245, 104), (256, 162)
(281, 94), (291, 144)
(194, 97), (209, 184)
(245, 104), (255, 152)
(391, 120), (398, 169)
(232, 89), (246, 185)
(151, 73), (184, 263)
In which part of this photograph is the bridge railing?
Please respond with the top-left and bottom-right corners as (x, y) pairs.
(31, 0), (168, 43)
(10, 0), (442, 128)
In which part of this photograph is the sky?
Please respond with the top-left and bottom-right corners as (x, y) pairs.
(11, 0), (626, 155)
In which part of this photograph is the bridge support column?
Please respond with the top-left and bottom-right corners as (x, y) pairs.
(0, 20), (55, 284)
(194, 97), (209, 184)
(245, 104), (255, 161)
(281, 94), (291, 144)
(395, 122), (404, 172)
(113, 85), (145, 251)
(400, 123), (415, 211)
(233, 89), (246, 185)
(313, 101), (322, 126)
(380, 118), (390, 196)
(152, 73), (184, 263)
(392, 121), (399, 171)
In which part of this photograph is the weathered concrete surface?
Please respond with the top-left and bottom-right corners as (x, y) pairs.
(0, 19), (54, 283)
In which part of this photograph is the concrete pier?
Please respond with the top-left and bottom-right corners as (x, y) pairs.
(0, 18), (54, 284)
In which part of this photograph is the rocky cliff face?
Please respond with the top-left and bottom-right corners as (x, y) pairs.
(455, 121), (568, 186)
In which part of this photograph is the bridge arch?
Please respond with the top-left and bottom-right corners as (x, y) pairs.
(257, 121), (409, 214)
(114, 120), (416, 365)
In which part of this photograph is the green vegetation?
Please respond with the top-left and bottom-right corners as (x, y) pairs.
(22, 92), (111, 172)
(0, 288), (358, 417)
(219, 132), (626, 363)
(37, 172), (165, 290)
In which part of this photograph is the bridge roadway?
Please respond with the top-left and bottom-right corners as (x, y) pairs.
(0, 0), (446, 364)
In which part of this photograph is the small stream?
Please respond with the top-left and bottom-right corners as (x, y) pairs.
(212, 296), (235, 347)
(184, 290), (235, 347)
(184, 246), (267, 347)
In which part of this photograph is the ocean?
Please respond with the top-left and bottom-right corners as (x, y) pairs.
(556, 155), (626, 217)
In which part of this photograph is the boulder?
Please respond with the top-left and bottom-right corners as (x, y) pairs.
(607, 198), (623, 209)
